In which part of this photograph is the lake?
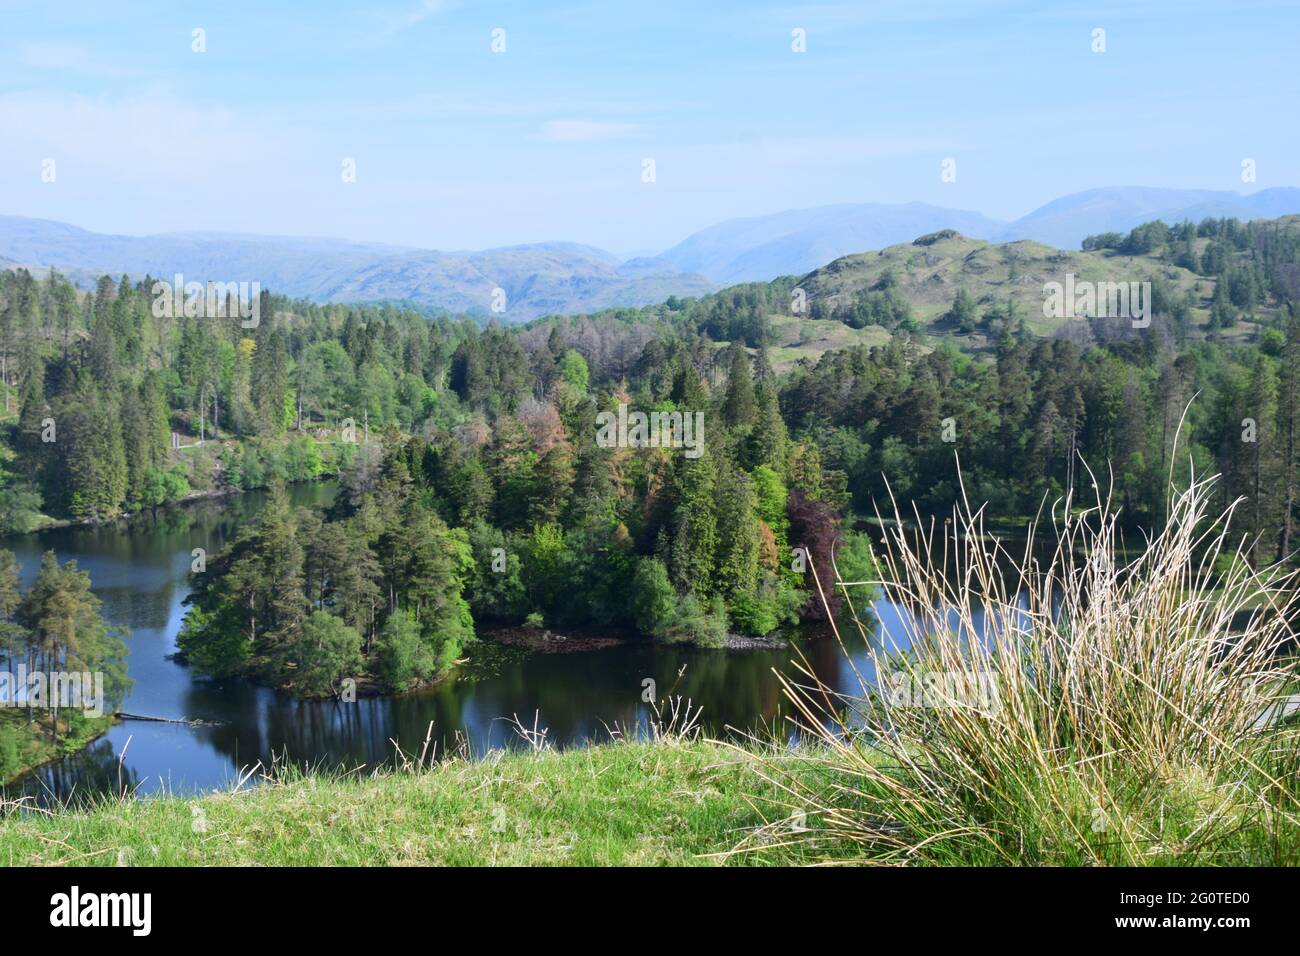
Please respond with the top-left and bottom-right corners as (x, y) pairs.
(3, 483), (898, 803)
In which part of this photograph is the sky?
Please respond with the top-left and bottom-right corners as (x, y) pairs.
(0, 0), (1297, 257)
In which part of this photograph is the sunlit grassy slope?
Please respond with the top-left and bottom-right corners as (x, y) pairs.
(800, 231), (1212, 335)
(0, 742), (815, 866)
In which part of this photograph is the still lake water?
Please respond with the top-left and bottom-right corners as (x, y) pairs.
(3, 483), (902, 803)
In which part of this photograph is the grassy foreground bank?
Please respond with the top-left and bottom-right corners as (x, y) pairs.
(3, 729), (1299, 866)
(0, 741), (821, 866)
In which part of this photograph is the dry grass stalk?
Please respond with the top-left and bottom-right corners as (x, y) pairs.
(729, 463), (1300, 865)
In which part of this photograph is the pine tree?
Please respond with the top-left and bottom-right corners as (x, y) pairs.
(17, 552), (123, 740)
(667, 452), (718, 595)
(260, 482), (307, 652)
(0, 549), (23, 672)
(670, 355), (706, 408)
(722, 345), (756, 426)
(88, 284), (120, 388)
(714, 464), (760, 595)
(532, 441), (575, 526)
(251, 328), (289, 438)
(995, 331), (1033, 478)
(120, 384), (152, 507)
(1028, 399), (1063, 487)
(57, 376), (127, 520)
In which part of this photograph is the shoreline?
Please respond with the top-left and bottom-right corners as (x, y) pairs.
(25, 485), (244, 534)
(0, 712), (117, 789)
(482, 625), (790, 653)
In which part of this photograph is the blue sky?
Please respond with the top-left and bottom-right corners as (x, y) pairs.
(1, 0), (1297, 256)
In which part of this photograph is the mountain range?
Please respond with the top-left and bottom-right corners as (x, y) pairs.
(2, 186), (1297, 321)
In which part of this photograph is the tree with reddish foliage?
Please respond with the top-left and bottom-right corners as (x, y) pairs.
(787, 489), (843, 619)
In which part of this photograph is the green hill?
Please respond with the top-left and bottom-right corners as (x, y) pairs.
(798, 230), (1218, 338)
(635, 215), (1300, 373)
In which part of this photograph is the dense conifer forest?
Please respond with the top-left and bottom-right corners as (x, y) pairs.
(1, 215), (1298, 698)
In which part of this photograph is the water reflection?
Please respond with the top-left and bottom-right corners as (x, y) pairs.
(3, 484), (963, 806)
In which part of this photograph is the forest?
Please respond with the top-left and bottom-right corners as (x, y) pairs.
(0, 215), (1298, 698)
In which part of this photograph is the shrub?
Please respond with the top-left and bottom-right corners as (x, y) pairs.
(831, 528), (879, 630)
(0, 484), (42, 533)
(665, 593), (728, 648)
(374, 609), (433, 693)
(284, 436), (325, 482)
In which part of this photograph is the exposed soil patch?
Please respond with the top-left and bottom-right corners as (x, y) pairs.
(486, 627), (628, 654)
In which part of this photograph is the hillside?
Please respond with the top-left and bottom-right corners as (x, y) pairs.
(523, 214), (1299, 378)
(659, 201), (1005, 284)
(0, 217), (712, 322)
(793, 221), (1296, 340)
(761, 313), (893, 370)
(316, 242), (713, 318)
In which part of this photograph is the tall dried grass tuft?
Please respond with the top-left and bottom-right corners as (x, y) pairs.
(732, 464), (1300, 865)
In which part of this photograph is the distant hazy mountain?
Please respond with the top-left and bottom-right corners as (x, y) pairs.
(659, 189), (1300, 285)
(659, 202), (1006, 284)
(4, 186), (1299, 317)
(313, 242), (713, 319)
(0, 217), (407, 292)
(0, 217), (712, 322)
(997, 186), (1300, 248)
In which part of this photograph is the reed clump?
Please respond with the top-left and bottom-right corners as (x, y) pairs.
(734, 467), (1300, 865)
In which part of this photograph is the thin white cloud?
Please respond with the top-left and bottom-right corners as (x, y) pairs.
(538, 120), (640, 142)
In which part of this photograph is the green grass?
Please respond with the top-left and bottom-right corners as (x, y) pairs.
(0, 741), (825, 866)
(3, 727), (1297, 866)
(760, 313), (892, 370)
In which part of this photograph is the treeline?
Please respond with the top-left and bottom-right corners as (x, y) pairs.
(0, 269), (482, 529)
(781, 315), (1300, 563)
